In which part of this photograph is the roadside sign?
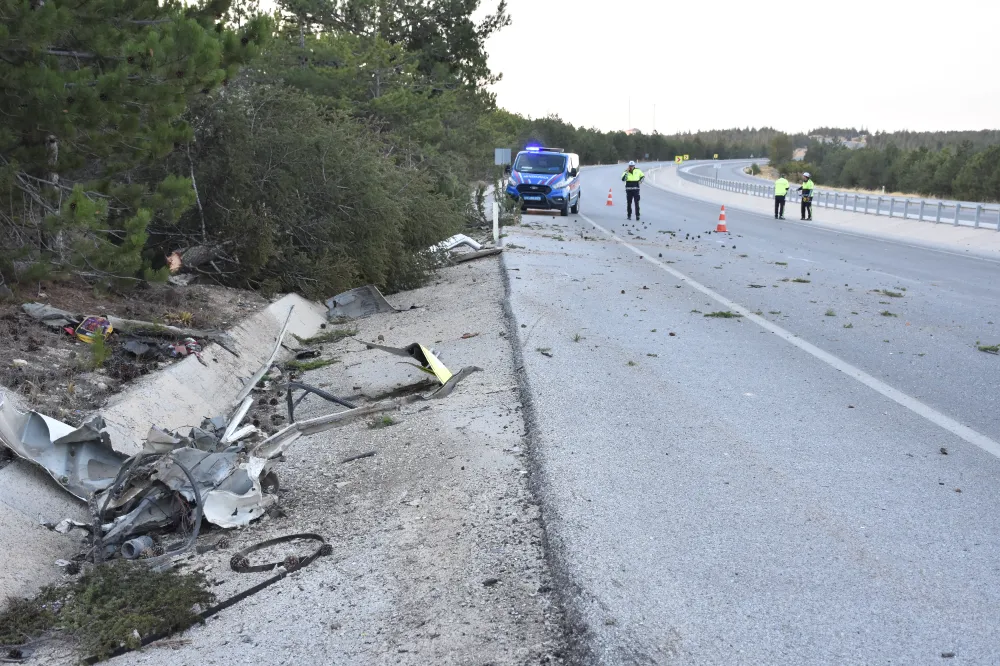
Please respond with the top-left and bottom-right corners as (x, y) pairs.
(675, 156), (682, 163)
(713, 153), (719, 159)
(494, 148), (511, 166)
(683, 154), (689, 160)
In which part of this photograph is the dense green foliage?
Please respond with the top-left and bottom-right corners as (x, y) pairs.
(771, 140), (1000, 201)
(0, 0), (268, 287)
(2, 0), (998, 297)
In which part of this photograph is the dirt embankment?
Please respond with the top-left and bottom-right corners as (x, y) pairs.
(1, 281), (266, 424)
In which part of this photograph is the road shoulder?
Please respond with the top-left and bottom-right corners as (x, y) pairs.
(27, 257), (568, 666)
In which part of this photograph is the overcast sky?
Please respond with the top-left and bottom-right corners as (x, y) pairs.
(479, 0), (1000, 135)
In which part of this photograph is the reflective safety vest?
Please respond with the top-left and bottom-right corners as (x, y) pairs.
(801, 178), (815, 201)
(802, 179), (815, 191)
(623, 168), (644, 191)
(774, 178), (790, 196)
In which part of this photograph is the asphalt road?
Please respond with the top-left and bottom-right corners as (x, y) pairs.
(504, 164), (1000, 665)
(681, 160), (1000, 229)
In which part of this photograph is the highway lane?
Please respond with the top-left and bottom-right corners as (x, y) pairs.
(504, 163), (1000, 664)
(682, 159), (1000, 228)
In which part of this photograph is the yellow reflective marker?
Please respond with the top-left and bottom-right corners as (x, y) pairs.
(683, 154), (689, 160)
(713, 153), (719, 159)
(417, 344), (453, 384)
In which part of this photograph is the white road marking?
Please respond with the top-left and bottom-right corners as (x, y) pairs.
(580, 213), (1000, 460)
(786, 256), (816, 263)
(870, 269), (920, 284)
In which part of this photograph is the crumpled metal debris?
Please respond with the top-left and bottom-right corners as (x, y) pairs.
(433, 234), (482, 252)
(453, 248), (503, 263)
(323, 285), (421, 321)
(3, 303), (482, 559)
(0, 391), (128, 500)
(428, 234), (502, 263)
(326, 285), (405, 320)
(95, 438), (276, 543)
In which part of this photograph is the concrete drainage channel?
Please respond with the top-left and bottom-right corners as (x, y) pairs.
(0, 235), (567, 665)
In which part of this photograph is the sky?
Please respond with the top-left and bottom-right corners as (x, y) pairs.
(478, 0), (1000, 135)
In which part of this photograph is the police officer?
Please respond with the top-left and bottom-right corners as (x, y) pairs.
(774, 173), (790, 219)
(798, 172), (815, 220)
(622, 161), (645, 221)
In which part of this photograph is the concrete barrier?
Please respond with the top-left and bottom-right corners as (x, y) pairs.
(100, 294), (327, 456)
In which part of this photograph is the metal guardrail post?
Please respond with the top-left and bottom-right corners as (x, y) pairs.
(853, 194), (858, 212)
(936, 201), (942, 223)
(953, 204), (961, 226)
(888, 198), (895, 218)
(877, 196), (883, 216)
(919, 200), (925, 222)
(903, 199), (909, 220)
(975, 204), (982, 228)
(864, 195), (870, 213)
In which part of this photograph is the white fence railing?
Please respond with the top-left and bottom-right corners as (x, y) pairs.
(680, 172), (1000, 231)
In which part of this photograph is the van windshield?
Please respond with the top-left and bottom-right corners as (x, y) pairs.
(513, 152), (567, 175)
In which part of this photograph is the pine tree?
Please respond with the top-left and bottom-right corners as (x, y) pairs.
(0, 0), (268, 287)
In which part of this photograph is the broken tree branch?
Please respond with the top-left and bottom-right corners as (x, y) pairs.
(340, 451), (376, 464)
(187, 144), (207, 242)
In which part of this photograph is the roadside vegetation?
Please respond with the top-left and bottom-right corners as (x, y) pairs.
(766, 129), (1000, 202)
(0, 563), (212, 660)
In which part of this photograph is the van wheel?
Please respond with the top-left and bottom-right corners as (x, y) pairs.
(560, 203), (569, 217)
(570, 195), (580, 214)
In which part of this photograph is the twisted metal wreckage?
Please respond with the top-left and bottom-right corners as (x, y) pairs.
(0, 286), (484, 564)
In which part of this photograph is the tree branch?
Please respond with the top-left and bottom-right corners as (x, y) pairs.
(187, 144), (207, 242)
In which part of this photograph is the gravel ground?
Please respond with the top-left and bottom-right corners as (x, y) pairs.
(25, 256), (567, 666)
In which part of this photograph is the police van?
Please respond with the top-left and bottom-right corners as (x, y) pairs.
(504, 145), (581, 216)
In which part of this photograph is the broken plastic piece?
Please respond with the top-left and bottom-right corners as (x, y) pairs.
(75, 316), (113, 344)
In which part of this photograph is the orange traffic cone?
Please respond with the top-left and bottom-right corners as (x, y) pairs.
(606, 188), (614, 206)
(716, 205), (728, 233)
